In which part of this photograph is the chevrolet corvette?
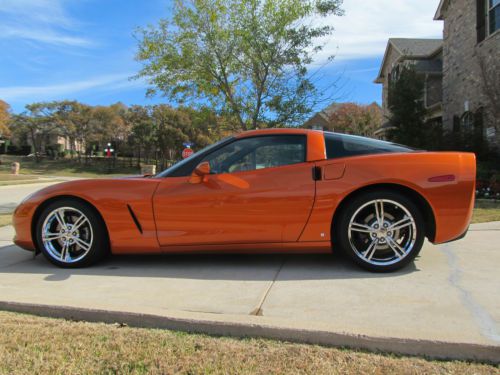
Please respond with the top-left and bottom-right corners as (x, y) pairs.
(12, 129), (476, 272)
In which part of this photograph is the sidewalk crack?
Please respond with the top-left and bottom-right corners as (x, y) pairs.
(441, 243), (500, 344)
(249, 257), (287, 316)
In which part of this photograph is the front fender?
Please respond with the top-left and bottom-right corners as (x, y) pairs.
(13, 178), (162, 254)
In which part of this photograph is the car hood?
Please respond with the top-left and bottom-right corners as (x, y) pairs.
(19, 177), (162, 208)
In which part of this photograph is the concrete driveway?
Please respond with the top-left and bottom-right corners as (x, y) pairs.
(0, 180), (65, 214)
(0, 221), (499, 362)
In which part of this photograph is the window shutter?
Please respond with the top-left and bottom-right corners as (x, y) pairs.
(453, 115), (460, 132)
(477, 0), (486, 43)
(474, 108), (484, 135)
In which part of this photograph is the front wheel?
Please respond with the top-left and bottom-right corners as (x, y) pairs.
(35, 199), (108, 268)
(336, 190), (425, 272)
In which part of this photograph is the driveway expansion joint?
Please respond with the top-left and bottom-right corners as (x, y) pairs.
(250, 257), (287, 316)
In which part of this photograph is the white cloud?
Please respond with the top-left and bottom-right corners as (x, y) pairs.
(0, 28), (92, 47)
(0, 0), (93, 47)
(0, 74), (144, 102)
(313, 0), (443, 61)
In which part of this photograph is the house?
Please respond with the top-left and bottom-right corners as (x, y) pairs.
(374, 38), (444, 138)
(375, 0), (499, 147)
(25, 133), (84, 155)
(435, 0), (499, 147)
(303, 102), (382, 136)
(302, 103), (342, 130)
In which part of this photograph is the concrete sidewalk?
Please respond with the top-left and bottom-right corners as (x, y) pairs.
(0, 223), (499, 362)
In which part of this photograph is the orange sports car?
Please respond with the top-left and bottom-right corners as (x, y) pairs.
(12, 129), (476, 272)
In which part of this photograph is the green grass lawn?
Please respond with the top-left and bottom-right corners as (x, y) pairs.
(0, 154), (140, 178)
(0, 174), (66, 186)
(0, 311), (497, 375)
(472, 200), (500, 223)
(0, 177), (41, 186)
(0, 174), (37, 182)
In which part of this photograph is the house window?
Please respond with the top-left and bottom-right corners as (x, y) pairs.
(461, 111), (474, 132)
(478, 0), (500, 42)
(390, 65), (400, 82)
(489, 0), (500, 34)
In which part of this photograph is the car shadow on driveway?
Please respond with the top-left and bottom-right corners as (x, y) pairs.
(0, 243), (420, 281)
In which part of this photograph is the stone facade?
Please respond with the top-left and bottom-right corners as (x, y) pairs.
(374, 38), (443, 138)
(378, 44), (401, 120)
(436, 0), (500, 147)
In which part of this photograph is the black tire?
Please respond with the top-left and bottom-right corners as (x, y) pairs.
(335, 190), (425, 272)
(35, 199), (109, 268)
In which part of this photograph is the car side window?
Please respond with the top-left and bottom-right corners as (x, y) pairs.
(202, 135), (306, 174)
(324, 132), (414, 159)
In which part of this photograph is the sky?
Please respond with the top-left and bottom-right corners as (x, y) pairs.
(0, 0), (443, 113)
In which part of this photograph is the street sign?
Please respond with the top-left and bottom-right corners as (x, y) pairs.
(182, 147), (194, 159)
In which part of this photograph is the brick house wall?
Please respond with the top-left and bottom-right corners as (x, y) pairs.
(379, 46), (402, 120)
(425, 75), (443, 108)
(375, 39), (443, 138)
(438, 0), (500, 147)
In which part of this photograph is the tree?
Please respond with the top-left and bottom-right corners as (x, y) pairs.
(477, 51), (500, 131)
(106, 103), (132, 155)
(90, 104), (131, 156)
(11, 104), (58, 163)
(49, 100), (88, 159)
(386, 65), (432, 148)
(151, 105), (190, 168)
(68, 103), (94, 161)
(178, 106), (226, 147)
(135, 0), (343, 130)
(328, 102), (382, 136)
(25, 103), (63, 162)
(0, 100), (11, 138)
(126, 104), (240, 167)
(127, 105), (156, 165)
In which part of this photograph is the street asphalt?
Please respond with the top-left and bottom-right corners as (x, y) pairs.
(0, 182), (499, 362)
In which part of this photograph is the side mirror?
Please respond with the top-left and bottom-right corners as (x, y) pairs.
(189, 161), (211, 184)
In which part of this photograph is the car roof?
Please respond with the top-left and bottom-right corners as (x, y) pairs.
(235, 128), (322, 138)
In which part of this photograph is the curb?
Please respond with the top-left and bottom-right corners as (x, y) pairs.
(1, 301), (499, 364)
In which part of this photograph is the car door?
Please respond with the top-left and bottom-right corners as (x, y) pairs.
(153, 135), (316, 246)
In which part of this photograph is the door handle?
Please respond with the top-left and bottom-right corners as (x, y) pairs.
(312, 166), (322, 181)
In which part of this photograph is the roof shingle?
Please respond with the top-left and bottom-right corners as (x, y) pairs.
(389, 38), (443, 57)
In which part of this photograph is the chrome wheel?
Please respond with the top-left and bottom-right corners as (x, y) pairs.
(348, 199), (417, 266)
(41, 207), (93, 264)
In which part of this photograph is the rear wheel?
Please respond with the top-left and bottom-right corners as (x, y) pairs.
(336, 190), (425, 272)
(35, 199), (108, 268)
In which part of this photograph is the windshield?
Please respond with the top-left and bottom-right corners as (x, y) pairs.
(156, 136), (233, 177)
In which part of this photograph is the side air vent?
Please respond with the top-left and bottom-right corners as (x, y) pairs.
(127, 204), (143, 234)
